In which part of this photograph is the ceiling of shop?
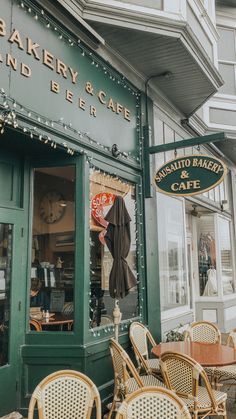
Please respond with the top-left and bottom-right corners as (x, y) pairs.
(87, 22), (221, 117)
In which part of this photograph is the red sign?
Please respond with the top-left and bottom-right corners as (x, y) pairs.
(91, 193), (115, 228)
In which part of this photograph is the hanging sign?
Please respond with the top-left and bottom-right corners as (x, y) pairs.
(91, 193), (115, 227)
(154, 155), (227, 196)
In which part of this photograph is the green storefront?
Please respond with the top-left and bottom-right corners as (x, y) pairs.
(0, 0), (160, 415)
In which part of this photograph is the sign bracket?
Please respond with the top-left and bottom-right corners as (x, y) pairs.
(144, 129), (227, 198)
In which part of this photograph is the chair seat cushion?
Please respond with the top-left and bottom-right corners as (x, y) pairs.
(127, 375), (164, 394)
(215, 364), (236, 381)
(146, 358), (160, 371)
(183, 386), (227, 409)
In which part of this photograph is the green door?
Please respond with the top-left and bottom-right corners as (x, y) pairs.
(0, 208), (26, 415)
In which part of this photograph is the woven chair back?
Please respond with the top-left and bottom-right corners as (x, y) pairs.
(185, 321), (221, 344)
(116, 386), (191, 419)
(130, 322), (152, 360)
(29, 319), (42, 331)
(160, 351), (216, 409)
(227, 328), (236, 348)
(110, 338), (143, 394)
(27, 370), (101, 419)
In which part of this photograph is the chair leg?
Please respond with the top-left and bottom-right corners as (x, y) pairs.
(107, 399), (116, 419)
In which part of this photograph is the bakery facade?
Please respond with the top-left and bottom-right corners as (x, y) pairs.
(0, 0), (236, 416)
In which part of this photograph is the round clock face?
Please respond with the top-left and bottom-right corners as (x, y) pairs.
(39, 191), (66, 224)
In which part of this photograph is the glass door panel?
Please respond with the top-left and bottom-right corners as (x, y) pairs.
(0, 224), (12, 366)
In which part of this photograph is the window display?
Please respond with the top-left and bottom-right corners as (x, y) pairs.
(29, 166), (75, 331)
(89, 170), (138, 328)
(157, 194), (188, 311)
(219, 217), (234, 295)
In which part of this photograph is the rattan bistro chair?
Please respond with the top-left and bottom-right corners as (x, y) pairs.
(108, 338), (164, 419)
(184, 320), (221, 383)
(27, 370), (101, 419)
(29, 319), (42, 331)
(160, 351), (227, 419)
(214, 328), (236, 387)
(184, 321), (221, 344)
(116, 386), (191, 419)
(129, 322), (161, 378)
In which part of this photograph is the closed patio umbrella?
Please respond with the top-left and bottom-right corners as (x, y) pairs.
(104, 195), (137, 299)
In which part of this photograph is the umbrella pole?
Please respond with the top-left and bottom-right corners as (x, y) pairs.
(113, 299), (122, 341)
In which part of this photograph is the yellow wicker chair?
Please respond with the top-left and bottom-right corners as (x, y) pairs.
(115, 386), (191, 419)
(160, 351), (227, 419)
(214, 328), (236, 387)
(27, 369), (101, 419)
(184, 320), (221, 383)
(129, 322), (161, 378)
(108, 338), (164, 419)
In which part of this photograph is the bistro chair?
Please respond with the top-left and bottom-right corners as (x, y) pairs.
(115, 386), (191, 419)
(108, 338), (164, 419)
(214, 328), (236, 388)
(129, 322), (161, 379)
(184, 321), (221, 344)
(29, 319), (42, 331)
(27, 369), (101, 419)
(184, 320), (221, 383)
(160, 351), (227, 419)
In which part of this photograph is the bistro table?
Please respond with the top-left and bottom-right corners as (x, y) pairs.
(152, 341), (236, 367)
(39, 314), (73, 331)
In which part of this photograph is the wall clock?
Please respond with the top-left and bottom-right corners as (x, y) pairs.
(39, 191), (66, 224)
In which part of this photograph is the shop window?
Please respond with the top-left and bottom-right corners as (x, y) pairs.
(89, 170), (138, 328)
(29, 166), (75, 332)
(197, 215), (234, 297)
(197, 215), (217, 296)
(157, 194), (188, 311)
(0, 224), (12, 365)
(219, 217), (234, 295)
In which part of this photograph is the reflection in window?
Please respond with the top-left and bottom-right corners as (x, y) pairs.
(157, 194), (188, 311)
(197, 216), (217, 297)
(89, 170), (138, 328)
(29, 166), (75, 332)
(219, 217), (234, 295)
(0, 224), (12, 365)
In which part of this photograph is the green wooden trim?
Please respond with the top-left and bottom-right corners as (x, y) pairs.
(149, 132), (226, 154)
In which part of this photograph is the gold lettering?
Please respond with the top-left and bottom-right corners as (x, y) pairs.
(68, 67), (78, 84)
(79, 98), (85, 110)
(116, 103), (123, 114)
(51, 80), (60, 93)
(192, 158), (198, 167)
(85, 82), (94, 95)
(0, 19), (6, 37)
(66, 90), (73, 103)
(124, 108), (131, 121)
(56, 59), (67, 78)
(6, 54), (17, 71)
(8, 29), (24, 50)
(21, 63), (31, 77)
(171, 183), (179, 191)
(27, 38), (40, 60)
(192, 180), (200, 189)
(90, 106), (96, 117)
(107, 98), (115, 112)
(98, 90), (106, 104)
(211, 163), (219, 173)
(43, 50), (54, 70)
(207, 161), (213, 170)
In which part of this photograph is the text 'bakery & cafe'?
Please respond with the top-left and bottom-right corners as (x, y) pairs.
(154, 155), (227, 196)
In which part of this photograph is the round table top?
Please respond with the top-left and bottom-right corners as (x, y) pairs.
(152, 341), (236, 367)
